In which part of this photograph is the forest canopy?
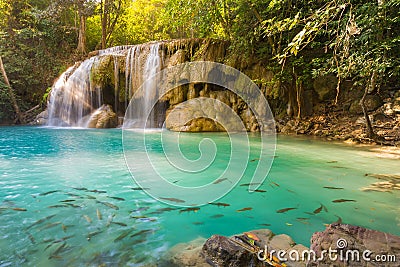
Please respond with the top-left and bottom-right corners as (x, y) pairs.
(0, 0), (399, 125)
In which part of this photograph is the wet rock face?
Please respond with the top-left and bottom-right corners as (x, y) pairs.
(86, 104), (118, 128)
(309, 223), (400, 266)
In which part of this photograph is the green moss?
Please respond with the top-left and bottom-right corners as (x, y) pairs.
(90, 55), (113, 88)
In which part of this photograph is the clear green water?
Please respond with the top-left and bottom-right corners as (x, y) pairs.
(0, 127), (399, 266)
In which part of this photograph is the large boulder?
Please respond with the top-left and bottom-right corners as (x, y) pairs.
(202, 234), (263, 267)
(86, 104), (118, 128)
(349, 95), (383, 114)
(201, 229), (308, 267)
(33, 110), (48, 125)
(313, 75), (338, 101)
(309, 223), (400, 266)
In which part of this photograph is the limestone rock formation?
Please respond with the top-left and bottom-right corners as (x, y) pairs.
(86, 104), (118, 128)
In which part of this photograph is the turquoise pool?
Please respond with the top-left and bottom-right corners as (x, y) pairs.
(0, 127), (399, 266)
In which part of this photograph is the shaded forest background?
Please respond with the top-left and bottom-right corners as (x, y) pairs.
(0, 0), (399, 134)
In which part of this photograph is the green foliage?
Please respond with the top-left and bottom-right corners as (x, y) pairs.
(0, 0), (399, 124)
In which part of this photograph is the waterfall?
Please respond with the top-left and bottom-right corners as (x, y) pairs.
(123, 43), (163, 128)
(46, 43), (164, 128)
(47, 58), (101, 127)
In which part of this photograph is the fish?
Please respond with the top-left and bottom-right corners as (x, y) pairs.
(327, 161), (338, 163)
(111, 222), (127, 227)
(65, 203), (81, 208)
(87, 230), (104, 241)
(210, 214), (224, 219)
(322, 204), (328, 212)
(28, 233), (35, 244)
(259, 223), (271, 226)
(192, 222), (204, 225)
(12, 207), (27, 211)
(179, 207), (200, 213)
(285, 222), (293, 226)
(334, 215), (343, 224)
(240, 183), (261, 187)
(97, 201), (119, 210)
(323, 186), (344, 190)
(131, 187), (150, 191)
(49, 242), (67, 259)
(297, 217), (309, 221)
(64, 193), (81, 198)
(131, 215), (148, 219)
(213, 178), (231, 184)
(237, 207), (252, 212)
(254, 189), (267, 193)
(130, 229), (151, 238)
(48, 204), (69, 209)
(83, 215), (92, 223)
(130, 207), (150, 213)
(136, 217), (157, 223)
(26, 214), (56, 229)
(270, 182), (280, 187)
(42, 238), (55, 244)
(96, 209), (102, 220)
(208, 202), (230, 207)
(40, 222), (62, 231)
(108, 196), (125, 201)
(160, 197), (185, 203)
(313, 205), (323, 214)
(51, 235), (75, 245)
(276, 207), (297, 213)
(60, 199), (76, 203)
(88, 189), (107, 194)
(332, 199), (356, 203)
(106, 214), (115, 227)
(39, 190), (60, 196)
(148, 210), (164, 215)
(85, 195), (96, 200)
(114, 228), (135, 242)
(72, 187), (88, 191)
(250, 158), (260, 162)
(157, 207), (176, 212)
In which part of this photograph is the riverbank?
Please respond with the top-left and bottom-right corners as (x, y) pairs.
(276, 104), (400, 147)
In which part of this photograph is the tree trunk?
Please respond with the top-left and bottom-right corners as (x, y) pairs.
(0, 56), (24, 124)
(101, 0), (110, 49)
(360, 71), (377, 139)
(77, 14), (87, 54)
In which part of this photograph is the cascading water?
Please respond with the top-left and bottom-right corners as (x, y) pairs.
(46, 43), (164, 128)
(123, 43), (164, 128)
(47, 58), (101, 127)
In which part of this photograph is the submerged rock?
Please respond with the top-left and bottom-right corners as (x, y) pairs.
(162, 237), (209, 267)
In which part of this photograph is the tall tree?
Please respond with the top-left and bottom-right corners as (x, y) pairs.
(0, 56), (24, 123)
(100, 0), (123, 49)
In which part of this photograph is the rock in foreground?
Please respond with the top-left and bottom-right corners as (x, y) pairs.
(310, 223), (400, 266)
(86, 104), (118, 128)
